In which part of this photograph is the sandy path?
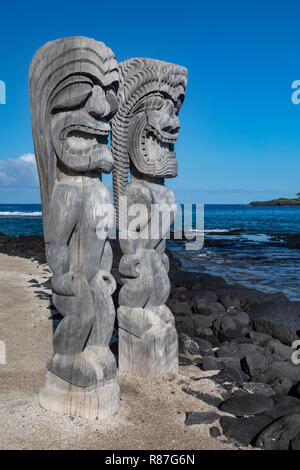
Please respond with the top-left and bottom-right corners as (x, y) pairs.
(0, 253), (237, 450)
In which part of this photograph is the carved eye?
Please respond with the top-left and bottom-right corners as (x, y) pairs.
(175, 95), (185, 114)
(146, 94), (164, 111)
(50, 80), (93, 113)
(131, 93), (164, 116)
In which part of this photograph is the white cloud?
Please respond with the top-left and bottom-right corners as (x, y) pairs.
(19, 153), (36, 164)
(0, 153), (39, 188)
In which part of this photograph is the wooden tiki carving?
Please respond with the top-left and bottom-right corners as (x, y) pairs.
(29, 36), (120, 419)
(112, 58), (187, 375)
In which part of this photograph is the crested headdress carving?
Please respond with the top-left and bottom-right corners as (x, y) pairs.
(112, 58), (187, 226)
(29, 36), (118, 239)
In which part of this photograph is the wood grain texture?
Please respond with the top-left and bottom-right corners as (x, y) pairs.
(112, 58), (188, 376)
(29, 37), (120, 419)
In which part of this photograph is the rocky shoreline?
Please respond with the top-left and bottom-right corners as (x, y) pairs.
(1, 232), (300, 449)
(250, 201), (300, 206)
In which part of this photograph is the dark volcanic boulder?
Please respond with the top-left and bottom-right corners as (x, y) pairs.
(170, 300), (193, 316)
(242, 382), (274, 397)
(214, 287), (287, 312)
(195, 327), (214, 337)
(171, 286), (188, 299)
(209, 426), (221, 438)
(218, 294), (241, 310)
(178, 355), (193, 366)
(176, 320), (195, 337)
(270, 378), (293, 395)
(214, 367), (246, 386)
(218, 330), (252, 344)
(201, 356), (241, 371)
(193, 298), (225, 316)
(290, 433), (300, 450)
(216, 342), (260, 360)
(255, 414), (300, 450)
(219, 390), (273, 416)
(191, 314), (215, 330)
(256, 361), (300, 383)
(220, 415), (272, 446)
(247, 330), (273, 345)
(193, 337), (213, 352)
(263, 339), (293, 361)
(213, 312), (250, 334)
(178, 333), (203, 355)
(192, 290), (218, 302)
(216, 343), (240, 358)
(241, 352), (269, 377)
(265, 396), (300, 419)
(250, 298), (300, 345)
(196, 333), (220, 347)
(179, 333), (213, 355)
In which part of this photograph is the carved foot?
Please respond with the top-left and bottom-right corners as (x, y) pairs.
(39, 370), (120, 420)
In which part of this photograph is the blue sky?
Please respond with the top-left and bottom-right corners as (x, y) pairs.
(0, 0), (300, 204)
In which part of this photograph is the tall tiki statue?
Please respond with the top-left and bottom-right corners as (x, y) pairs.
(29, 37), (120, 419)
(112, 58), (187, 375)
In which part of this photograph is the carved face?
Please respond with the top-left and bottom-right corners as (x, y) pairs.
(50, 74), (118, 174)
(128, 92), (183, 178)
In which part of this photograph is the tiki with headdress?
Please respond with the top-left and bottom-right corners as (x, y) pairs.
(112, 58), (187, 375)
(29, 37), (120, 419)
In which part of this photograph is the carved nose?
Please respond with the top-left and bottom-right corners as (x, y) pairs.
(86, 86), (110, 119)
(161, 100), (180, 133)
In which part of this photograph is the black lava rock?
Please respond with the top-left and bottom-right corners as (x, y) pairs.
(256, 362), (300, 383)
(220, 415), (272, 446)
(265, 395), (300, 419)
(216, 342), (259, 360)
(194, 298), (225, 316)
(241, 352), (268, 377)
(255, 414), (300, 450)
(195, 334), (220, 347)
(214, 367), (246, 386)
(247, 330), (273, 345)
(269, 377), (293, 395)
(219, 390), (273, 416)
(264, 340), (293, 361)
(250, 298), (300, 345)
(209, 426), (221, 438)
(213, 312), (250, 334)
(191, 314), (214, 329)
(218, 294), (241, 310)
(218, 330), (252, 344)
(290, 433), (300, 450)
(178, 355), (193, 366)
(201, 356), (241, 371)
(242, 382), (274, 397)
(178, 333), (204, 355)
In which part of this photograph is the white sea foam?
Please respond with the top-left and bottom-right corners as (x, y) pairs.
(185, 228), (235, 234)
(0, 211), (42, 216)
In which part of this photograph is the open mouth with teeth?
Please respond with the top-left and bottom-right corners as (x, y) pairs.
(143, 124), (177, 163)
(63, 127), (109, 156)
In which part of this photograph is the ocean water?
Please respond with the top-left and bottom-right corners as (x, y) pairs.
(0, 203), (300, 300)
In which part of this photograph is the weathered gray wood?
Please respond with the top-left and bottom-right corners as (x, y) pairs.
(112, 58), (188, 376)
(29, 37), (120, 419)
